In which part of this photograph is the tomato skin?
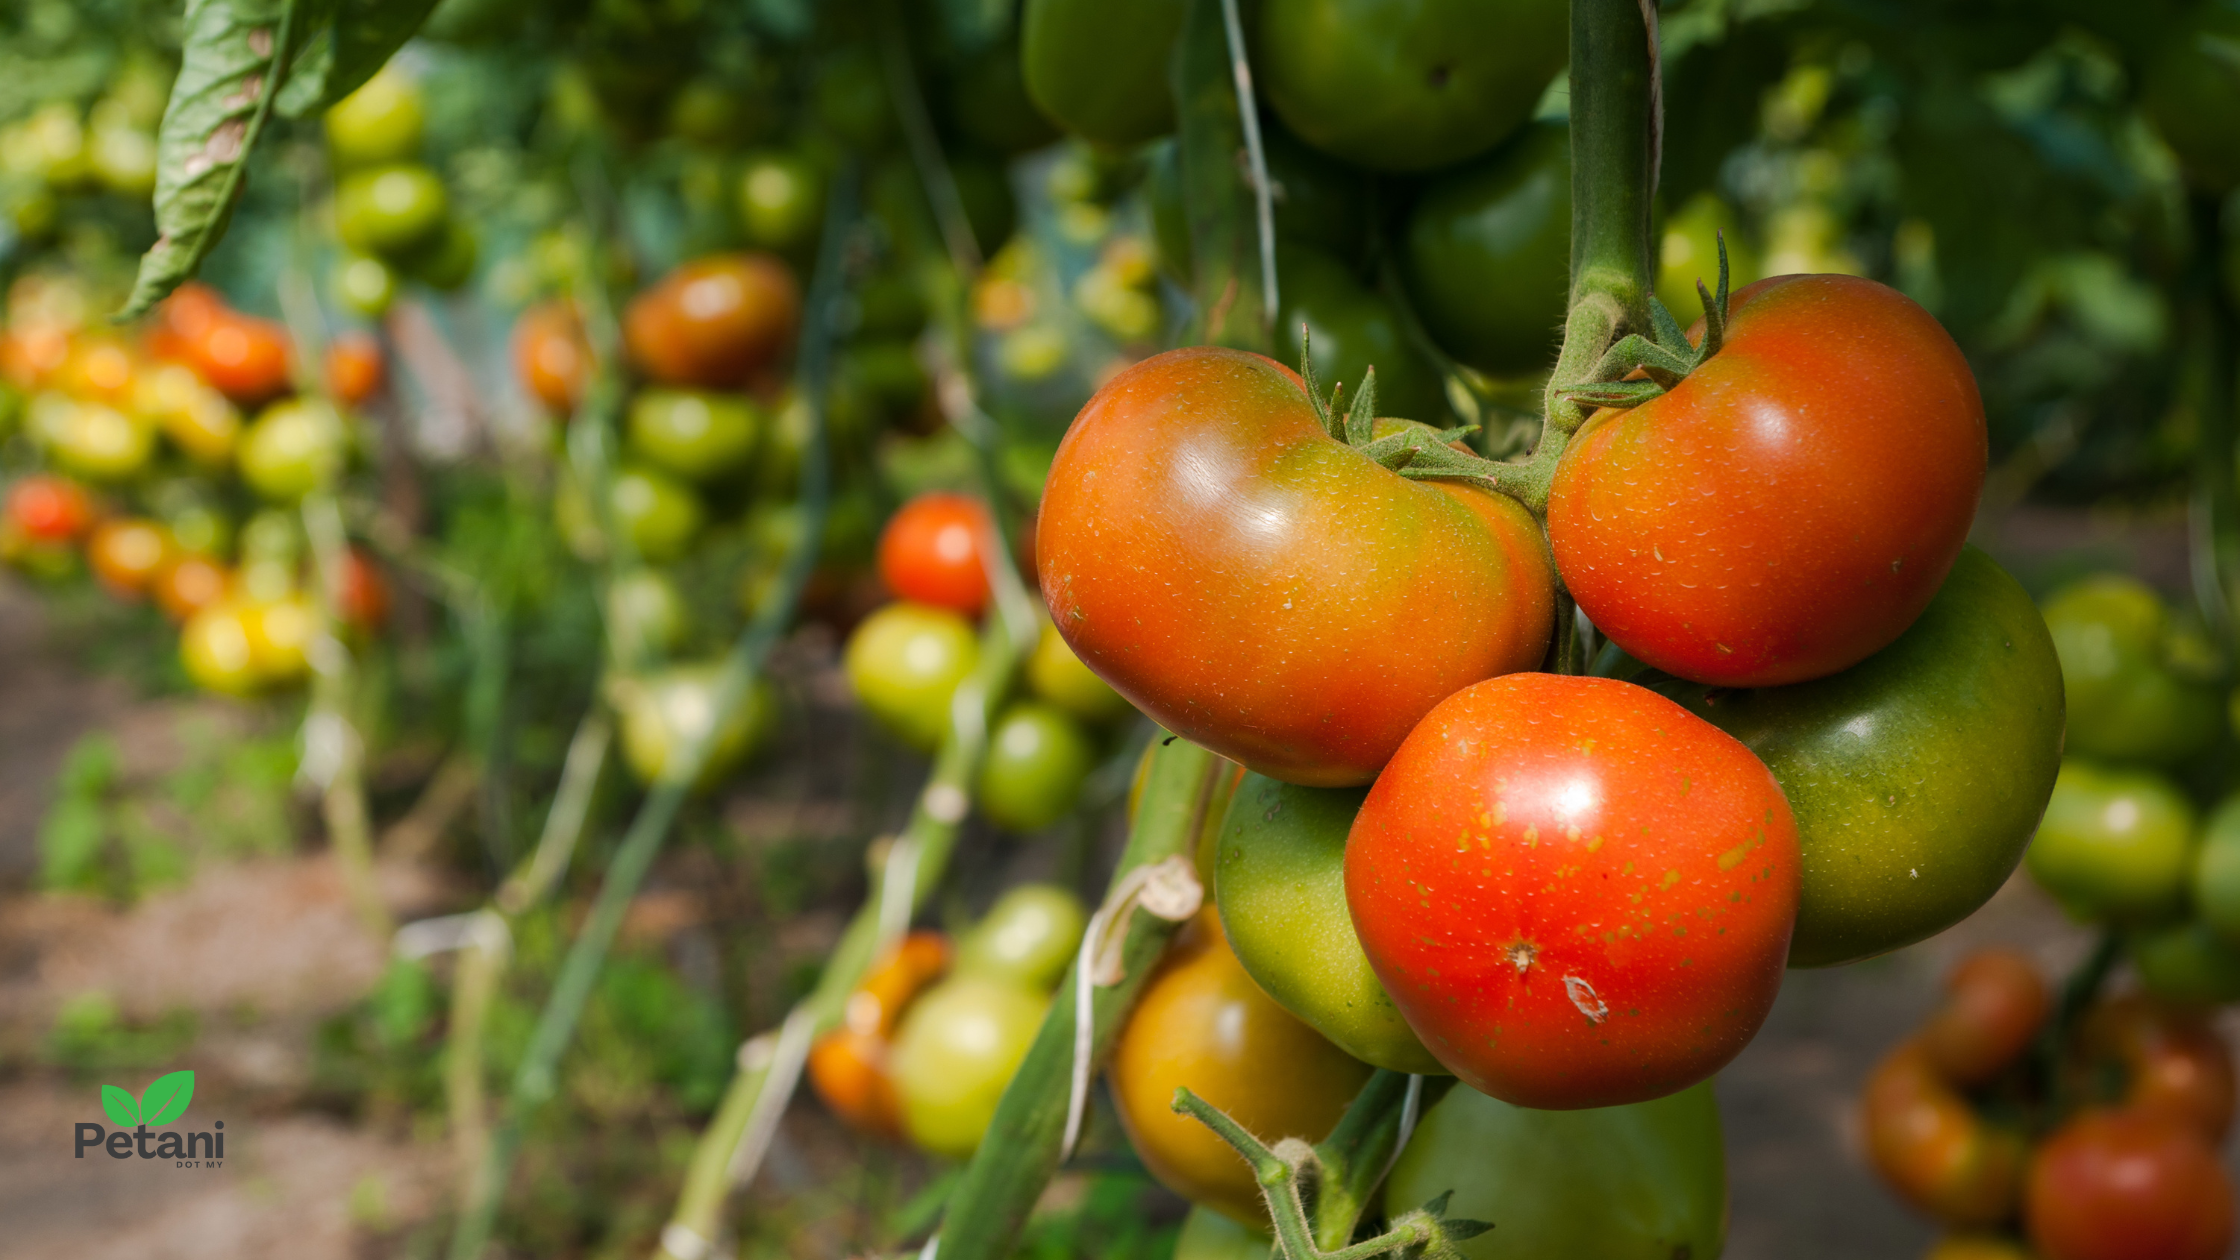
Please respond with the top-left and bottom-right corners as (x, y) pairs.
(1551, 274), (1987, 688)
(2024, 1110), (2234, 1260)
(1862, 1041), (2029, 1226)
(1345, 673), (1799, 1109)
(1027, 620), (1130, 722)
(843, 602), (981, 752)
(1384, 1079), (1725, 1260)
(87, 517), (171, 597)
(323, 331), (384, 407)
(1213, 772), (1443, 1075)
(1110, 917), (1372, 1225)
(1037, 346), (1553, 787)
(7, 473), (96, 542)
(1257, 0), (1566, 173)
(976, 702), (1094, 833)
(2027, 761), (2195, 925)
(1676, 548), (2065, 967)
(512, 301), (589, 414)
(2077, 996), (2236, 1144)
(1400, 122), (1570, 377)
(624, 253), (800, 390)
(878, 493), (992, 617)
(1019, 0), (1185, 147)
(1920, 950), (2048, 1087)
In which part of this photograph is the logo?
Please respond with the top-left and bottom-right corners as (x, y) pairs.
(73, 1070), (225, 1167)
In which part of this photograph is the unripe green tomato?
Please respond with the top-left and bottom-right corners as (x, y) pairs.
(2042, 575), (2222, 766)
(1385, 1079), (1725, 1260)
(1172, 1207), (1271, 1260)
(238, 399), (348, 502)
(626, 389), (760, 481)
(1020, 0), (1185, 147)
(238, 508), (303, 567)
(977, 701), (1094, 832)
(737, 152), (823, 250)
(956, 883), (1089, 990)
(325, 69), (426, 168)
(608, 465), (704, 563)
(945, 39), (1062, 156)
(843, 602), (980, 752)
(2132, 920), (2240, 1006)
(2191, 794), (2240, 942)
(180, 602), (263, 696)
(1401, 121), (1571, 378)
(1656, 192), (1760, 319)
(889, 976), (1047, 1158)
(51, 401), (155, 482)
(1279, 242), (1450, 423)
(399, 219), (477, 291)
(1214, 772), (1445, 1074)
(606, 568), (689, 663)
(88, 124), (156, 197)
(333, 252), (398, 317)
(335, 164), (449, 258)
(1027, 621), (1131, 722)
(2026, 760), (2196, 925)
(616, 664), (776, 790)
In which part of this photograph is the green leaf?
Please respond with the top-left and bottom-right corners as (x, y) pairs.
(276, 0), (443, 119)
(140, 1069), (196, 1125)
(119, 0), (311, 319)
(101, 1084), (140, 1128)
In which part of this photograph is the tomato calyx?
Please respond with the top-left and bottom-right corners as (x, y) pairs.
(1557, 232), (1735, 412)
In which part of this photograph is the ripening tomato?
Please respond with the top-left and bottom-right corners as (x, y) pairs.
(2077, 996), (2236, 1143)
(2024, 1110), (2234, 1260)
(150, 282), (224, 362)
(512, 301), (589, 414)
(56, 335), (139, 405)
(239, 399), (349, 502)
(189, 311), (293, 406)
(1026, 619), (1131, 722)
(879, 493), (992, 617)
(1550, 274), (1987, 688)
(243, 594), (316, 685)
(180, 601), (263, 695)
(1920, 950), (2048, 1088)
(843, 602), (980, 752)
(954, 884), (1088, 991)
(1863, 1042), (2030, 1227)
(153, 554), (230, 622)
(1037, 346), (1552, 787)
(132, 361), (242, 466)
(889, 974), (1048, 1158)
(47, 400), (155, 483)
(624, 253), (800, 389)
(808, 930), (950, 1139)
(1110, 916), (1372, 1225)
(614, 664), (778, 791)
(333, 547), (390, 636)
(323, 331), (383, 407)
(1346, 673), (1799, 1109)
(6, 473), (95, 542)
(86, 517), (170, 597)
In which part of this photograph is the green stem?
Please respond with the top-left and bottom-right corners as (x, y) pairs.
(1565, 0), (1658, 343)
(2186, 193), (2239, 641)
(1310, 1071), (1439, 1252)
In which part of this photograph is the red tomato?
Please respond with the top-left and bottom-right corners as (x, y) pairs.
(2025, 1110), (2234, 1260)
(1921, 949), (2048, 1087)
(1037, 346), (1553, 787)
(2079, 996), (2236, 1143)
(153, 554), (231, 623)
(878, 492), (992, 616)
(323, 331), (384, 407)
(190, 311), (294, 405)
(1344, 673), (1798, 1108)
(1862, 1041), (2029, 1226)
(623, 253), (800, 389)
(146, 282), (225, 363)
(86, 518), (171, 597)
(6, 474), (96, 542)
(333, 546), (391, 636)
(1549, 275), (1986, 687)
(512, 300), (589, 414)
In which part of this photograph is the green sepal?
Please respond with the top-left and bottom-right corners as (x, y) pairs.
(1558, 380), (1667, 408)
(1343, 366), (1377, 447)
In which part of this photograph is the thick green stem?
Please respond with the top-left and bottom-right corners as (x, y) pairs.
(1566, 0), (1658, 341)
(2187, 194), (2239, 641)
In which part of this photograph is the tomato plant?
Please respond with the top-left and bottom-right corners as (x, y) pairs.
(1019, 0), (1184, 147)
(1346, 672), (1799, 1108)
(6, 473), (96, 542)
(809, 931), (951, 1139)
(1920, 949), (2048, 1087)
(2041, 576), (2222, 767)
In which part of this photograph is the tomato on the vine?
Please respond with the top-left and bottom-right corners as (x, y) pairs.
(180, 601), (263, 695)
(1037, 346), (1552, 787)
(878, 492), (992, 617)
(86, 518), (170, 597)
(1863, 1041), (2029, 1226)
(1277, 243), (1449, 424)
(624, 253), (799, 390)
(336, 164), (450, 257)
(2025, 1110), (2234, 1260)
(614, 664), (777, 791)
(954, 884), (1087, 991)
(1110, 916), (1371, 1225)
(2027, 761), (2195, 925)
(1919, 949), (2047, 1087)
(187, 311), (293, 406)
(153, 554), (230, 623)
(2041, 575), (2221, 767)
(238, 399), (349, 502)
(1019, 0), (1184, 147)
(324, 69), (424, 169)
(976, 702), (1092, 833)
(889, 974), (1047, 1158)
(736, 151), (823, 250)
(1550, 274), (1987, 688)
(843, 602), (980, 752)
(607, 464), (705, 562)
(333, 547), (391, 636)
(1025, 620), (1130, 722)
(1399, 121), (1571, 378)
(625, 389), (760, 480)
(1346, 672), (1799, 1109)
(7, 473), (95, 542)
(2074, 996), (2236, 1143)
(323, 332), (384, 407)
(808, 930), (951, 1139)
(512, 301), (589, 415)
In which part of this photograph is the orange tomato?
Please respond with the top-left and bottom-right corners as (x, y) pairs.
(323, 331), (384, 406)
(1921, 949), (2049, 1087)
(623, 253), (800, 389)
(511, 300), (590, 414)
(190, 312), (293, 405)
(56, 335), (140, 405)
(144, 282), (225, 363)
(808, 931), (951, 1138)
(2079, 995), (2237, 1143)
(332, 546), (391, 636)
(878, 492), (993, 617)
(1862, 1040), (2029, 1227)
(86, 518), (171, 596)
(153, 554), (232, 622)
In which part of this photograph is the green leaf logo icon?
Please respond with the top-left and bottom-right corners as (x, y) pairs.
(140, 1070), (194, 1126)
(100, 1084), (139, 1128)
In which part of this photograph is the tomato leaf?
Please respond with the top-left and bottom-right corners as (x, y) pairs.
(1172, 0), (1269, 352)
(101, 1084), (140, 1128)
(276, 0), (444, 118)
(118, 0), (313, 319)
(139, 1069), (195, 1126)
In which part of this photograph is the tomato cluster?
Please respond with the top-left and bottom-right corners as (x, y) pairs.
(326, 70), (477, 313)
(1864, 949), (2236, 1260)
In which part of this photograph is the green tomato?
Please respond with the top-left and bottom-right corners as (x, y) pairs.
(608, 465), (705, 563)
(1656, 193), (1761, 319)
(238, 399), (348, 502)
(1279, 243), (1449, 424)
(1027, 621), (1131, 722)
(2132, 920), (2240, 1006)
(1172, 1206), (1271, 1260)
(844, 602), (980, 752)
(1020, 0), (1186, 147)
(615, 663), (776, 791)
(1213, 772), (1444, 1075)
(977, 701), (1094, 832)
(1385, 1079), (1724, 1260)
(1400, 121), (1571, 378)
(2042, 575), (2222, 767)
(606, 568), (690, 664)
(2027, 760), (2196, 925)
(2190, 794), (2240, 942)
(956, 883), (1089, 990)
(336, 164), (449, 258)
(333, 252), (398, 318)
(50, 402), (155, 483)
(626, 389), (760, 481)
(889, 976), (1048, 1158)
(946, 39), (1062, 155)
(1258, 0), (1565, 173)
(738, 152), (824, 250)
(325, 69), (425, 168)
(1677, 547), (2065, 967)
(88, 124), (156, 197)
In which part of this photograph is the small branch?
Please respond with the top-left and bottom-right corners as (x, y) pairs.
(1219, 0), (1278, 328)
